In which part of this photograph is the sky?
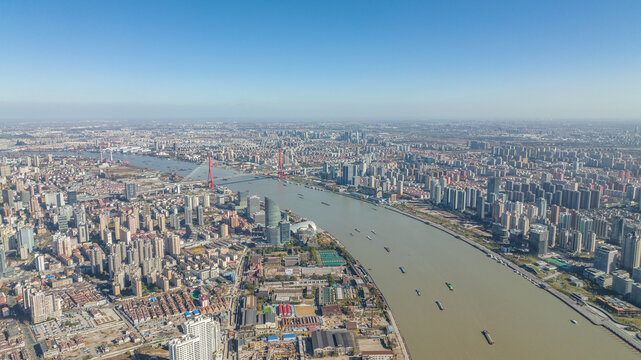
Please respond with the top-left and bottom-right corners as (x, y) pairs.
(0, 0), (640, 122)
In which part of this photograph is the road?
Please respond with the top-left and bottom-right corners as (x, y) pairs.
(224, 247), (247, 360)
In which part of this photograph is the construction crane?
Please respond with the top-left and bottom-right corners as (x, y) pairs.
(247, 338), (263, 350)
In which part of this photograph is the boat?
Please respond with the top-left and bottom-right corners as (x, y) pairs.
(436, 301), (444, 310)
(366, 236), (372, 240)
(399, 267), (406, 274)
(371, 230), (376, 235)
(321, 201), (330, 206)
(636, 333), (641, 341)
(384, 246), (390, 253)
(482, 330), (494, 345)
(350, 233), (354, 236)
(446, 282), (454, 291)
(570, 319), (577, 324)
(416, 289), (421, 296)
(354, 228), (361, 232)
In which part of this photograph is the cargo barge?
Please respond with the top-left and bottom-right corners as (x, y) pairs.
(446, 282), (454, 291)
(482, 330), (494, 345)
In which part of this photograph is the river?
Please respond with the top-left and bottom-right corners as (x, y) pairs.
(57, 152), (641, 359)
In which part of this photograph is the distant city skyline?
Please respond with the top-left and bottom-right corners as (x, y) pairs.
(1, 0), (640, 121)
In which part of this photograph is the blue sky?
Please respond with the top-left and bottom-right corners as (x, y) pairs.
(1, 0), (640, 121)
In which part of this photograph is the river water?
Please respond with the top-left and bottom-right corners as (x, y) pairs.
(63, 152), (641, 359)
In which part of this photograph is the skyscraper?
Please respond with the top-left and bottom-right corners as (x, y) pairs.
(267, 226), (280, 247)
(529, 224), (549, 257)
(247, 195), (260, 217)
(622, 231), (641, 272)
(265, 197), (281, 228)
(18, 227), (35, 252)
(610, 216), (626, 245)
(238, 191), (249, 209)
(279, 220), (291, 244)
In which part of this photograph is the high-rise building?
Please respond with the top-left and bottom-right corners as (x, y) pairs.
(266, 226), (280, 247)
(536, 198), (547, 219)
(120, 227), (131, 243)
(594, 245), (617, 274)
(169, 335), (201, 360)
(58, 214), (69, 231)
(78, 223), (90, 243)
(590, 189), (601, 209)
(24, 289), (62, 324)
(610, 216), (627, 246)
(153, 237), (164, 258)
(166, 235), (181, 256)
(67, 191), (78, 205)
(622, 231), (641, 272)
(196, 206), (204, 226)
(125, 182), (137, 201)
(265, 197), (281, 228)
(247, 195), (260, 216)
(487, 177), (500, 199)
(0, 249), (6, 276)
(279, 221), (291, 244)
(220, 224), (229, 238)
(91, 247), (104, 274)
(55, 192), (65, 208)
(550, 205), (560, 224)
(238, 191), (249, 209)
(158, 214), (166, 233)
(185, 316), (221, 360)
(529, 224), (549, 257)
(35, 255), (46, 272)
(184, 195), (193, 210)
(133, 277), (143, 297)
(17, 227), (35, 252)
(184, 206), (193, 226)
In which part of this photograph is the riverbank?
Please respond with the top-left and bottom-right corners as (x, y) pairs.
(326, 233), (412, 360)
(381, 204), (641, 354)
(270, 173), (641, 354)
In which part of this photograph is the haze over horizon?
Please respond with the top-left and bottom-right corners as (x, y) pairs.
(1, 0), (640, 121)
